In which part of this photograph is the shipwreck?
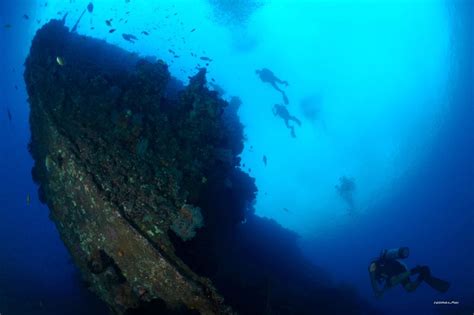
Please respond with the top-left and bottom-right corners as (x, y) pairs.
(24, 19), (377, 315)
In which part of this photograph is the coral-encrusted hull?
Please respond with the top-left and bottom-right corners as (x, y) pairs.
(25, 19), (251, 314)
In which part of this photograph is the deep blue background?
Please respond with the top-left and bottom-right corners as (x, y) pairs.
(1, 1), (472, 314)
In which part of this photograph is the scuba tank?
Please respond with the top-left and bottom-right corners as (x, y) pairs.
(380, 247), (409, 260)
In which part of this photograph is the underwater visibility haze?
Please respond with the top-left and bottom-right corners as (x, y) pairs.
(0, 0), (473, 314)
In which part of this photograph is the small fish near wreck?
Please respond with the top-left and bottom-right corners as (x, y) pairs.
(122, 33), (137, 43)
(56, 56), (65, 66)
(200, 56), (213, 62)
(6, 108), (12, 123)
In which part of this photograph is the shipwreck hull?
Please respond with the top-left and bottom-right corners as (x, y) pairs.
(24, 20), (250, 314)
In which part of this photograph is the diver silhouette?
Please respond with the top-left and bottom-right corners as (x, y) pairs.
(335, 176), (356, 213)
(256, 68), (289, 104)
(369, 247), (450, 298)
(272, 104), (301, 138)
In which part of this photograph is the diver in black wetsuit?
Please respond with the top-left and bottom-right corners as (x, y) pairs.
(272, 104), (301, 138)
(369, 247), (450, 298)
(256, 68), (289, 104)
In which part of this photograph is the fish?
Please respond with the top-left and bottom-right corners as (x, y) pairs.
(56, 56), (65, 66)
(7, 109), (12, 122)
(26, 193), (31, 206)
(122, 33), (137, 43)
(4, 24), (12, 29)
(190, 28), (196, 32)
(283, 208), (290, 213)
(23, 14), (30, 20)
(201, 177), (207, 184)
(109, 29), (116, 33)
(263, 155), (267, 166)
(87, 2), (94, 13)
(200, 56), (212, 62)
(105, 19), (112, 26)
(141, 31), (149, 35)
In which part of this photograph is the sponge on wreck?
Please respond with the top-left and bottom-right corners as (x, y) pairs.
(170, 204), (204, 241)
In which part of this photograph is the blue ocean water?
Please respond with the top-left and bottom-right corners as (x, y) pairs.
(1, 0), (472, 314)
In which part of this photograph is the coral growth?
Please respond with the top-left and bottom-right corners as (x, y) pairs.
(171, 204), (204, 241)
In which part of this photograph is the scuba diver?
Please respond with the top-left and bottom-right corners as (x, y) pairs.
(272, 104), (301, 138)
(335, 176), (356, 214)
(369, 247), (450, 298)
(256, 68), (289, 104)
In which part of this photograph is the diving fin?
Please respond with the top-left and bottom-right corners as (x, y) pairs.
(424, 275), (450, 293)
